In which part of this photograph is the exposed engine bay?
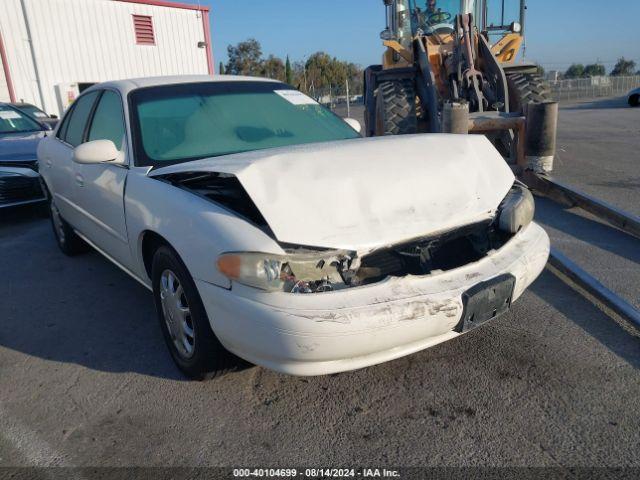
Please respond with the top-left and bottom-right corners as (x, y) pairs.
(158, 171), (269, 229)
(281, 219), (513, 292)
(157, 171), (527, 295)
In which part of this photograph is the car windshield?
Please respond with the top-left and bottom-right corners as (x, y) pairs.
(0, 105), (43, 134)
(17, 104), (49, 119)
(130, 81), (361, 166)
(409, 0), (468, 33)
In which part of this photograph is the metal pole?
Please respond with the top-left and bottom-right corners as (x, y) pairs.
(520, 0), (527, 57)
(442, 101), (470, 134)
(547, 248), (640, 331)
(346, 78), (350, 117)
(19, 0), (46, 111)
(526, 102), (558, 173)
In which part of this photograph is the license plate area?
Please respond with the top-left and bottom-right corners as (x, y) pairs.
(454, 274), (516, 333)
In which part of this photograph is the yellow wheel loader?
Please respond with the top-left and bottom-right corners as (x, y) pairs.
(364, 0), (556, 170)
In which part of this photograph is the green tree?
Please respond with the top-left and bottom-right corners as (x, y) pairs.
(260, 55), (286, 81)
(218, 62), (225, 75)
(583, 63), (605, 77)
(301, 52), (364, 99)
(611, 57), (636, 76)
(226, 38), (263, 76)
(564, 64), (585, 79)
(285, 55), (293, 85)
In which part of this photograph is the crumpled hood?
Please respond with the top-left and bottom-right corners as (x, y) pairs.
(150, 134), (515, 250)
(0, 131), (45, 164)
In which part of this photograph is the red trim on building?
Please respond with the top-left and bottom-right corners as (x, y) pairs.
(0, 31), (17, 103)
(202, 9), (214, 75)
(114, 0), (209, 12)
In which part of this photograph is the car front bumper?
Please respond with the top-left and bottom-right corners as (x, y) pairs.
(0, 167), (46, 209)
(196, 222), (550, 376)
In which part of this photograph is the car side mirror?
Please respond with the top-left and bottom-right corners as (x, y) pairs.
(73, 140), (120, 164)
(344, 117), (362, 133)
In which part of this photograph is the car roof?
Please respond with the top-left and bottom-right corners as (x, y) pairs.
(86, 75), (281, 96)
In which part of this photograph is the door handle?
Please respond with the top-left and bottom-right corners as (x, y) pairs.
(75, 173), (84, 187)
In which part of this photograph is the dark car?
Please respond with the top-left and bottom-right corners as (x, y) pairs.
(628, 87), (640, 107)
(0, 103), (49, 209)
(11, 102), (59, 129)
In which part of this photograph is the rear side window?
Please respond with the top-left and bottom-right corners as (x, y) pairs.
(56, 105), (75, 141)
(63, 91), (100, 147)
(88, 91), (126, 149)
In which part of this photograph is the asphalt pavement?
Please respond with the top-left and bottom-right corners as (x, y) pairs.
(1, 97), (639, 471)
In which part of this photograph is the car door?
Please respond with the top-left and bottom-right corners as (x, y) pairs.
(72, 89), (131, 268)
(41, 91), (100, 223)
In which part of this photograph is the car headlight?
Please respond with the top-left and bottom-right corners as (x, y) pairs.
(217, 250), (352, 293)
(496, 182), (535, 234)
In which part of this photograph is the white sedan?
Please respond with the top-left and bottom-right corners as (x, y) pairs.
(38, 75), (549, 379)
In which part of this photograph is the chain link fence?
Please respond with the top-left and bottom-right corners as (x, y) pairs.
(322, 75), (640, 113)
(549, 75), (640, 102)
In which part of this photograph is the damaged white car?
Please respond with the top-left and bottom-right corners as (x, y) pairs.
(38, 76), (549, 379)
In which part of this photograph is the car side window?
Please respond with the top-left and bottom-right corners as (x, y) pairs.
(63, 91), (100, 147)
(56, 105), (75, 141)
(88, 91), (126, 150)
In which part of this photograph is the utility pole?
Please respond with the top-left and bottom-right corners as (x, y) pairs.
(346, 77), (350, 117)
(302, 54), (308, 93)
(20, 0), (45, 110)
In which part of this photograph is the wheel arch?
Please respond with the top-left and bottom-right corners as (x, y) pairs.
(139, 230), (174, 281)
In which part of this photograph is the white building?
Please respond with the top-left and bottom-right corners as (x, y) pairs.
(0, 0), (213, 116)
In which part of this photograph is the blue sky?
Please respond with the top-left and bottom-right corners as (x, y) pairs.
(204, 0), (640, 73)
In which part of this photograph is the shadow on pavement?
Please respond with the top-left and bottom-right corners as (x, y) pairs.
(530, 271), (640, 370)
(590, 177), (640, 191)
(560, 96), (631, 110)
(534, 197), (640, 266)
(0, 205), (190, 380)
(0, 202), (48, 233)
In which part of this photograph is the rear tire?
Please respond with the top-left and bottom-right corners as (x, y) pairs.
(151, 245), (241, 380)
(506, 73), (553, 113)
(374, 78), (418, 135)
(49, 198), (89, 256)
(629, 94), (639, 107)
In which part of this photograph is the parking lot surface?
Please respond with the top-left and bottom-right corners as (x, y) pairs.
(1, 97), (639, 469)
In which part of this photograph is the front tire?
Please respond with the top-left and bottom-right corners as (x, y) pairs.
(151, 245), (240, 380)
(629, 94), (639, 107)
(374, 78), (418, 136)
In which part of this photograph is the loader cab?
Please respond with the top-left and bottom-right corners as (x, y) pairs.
(381, 0), (526, 65)
(409, 0), (473, 35)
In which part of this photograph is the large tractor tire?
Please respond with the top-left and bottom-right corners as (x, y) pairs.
(506, 73), (553, 113)
(374, 78), (418, 136)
